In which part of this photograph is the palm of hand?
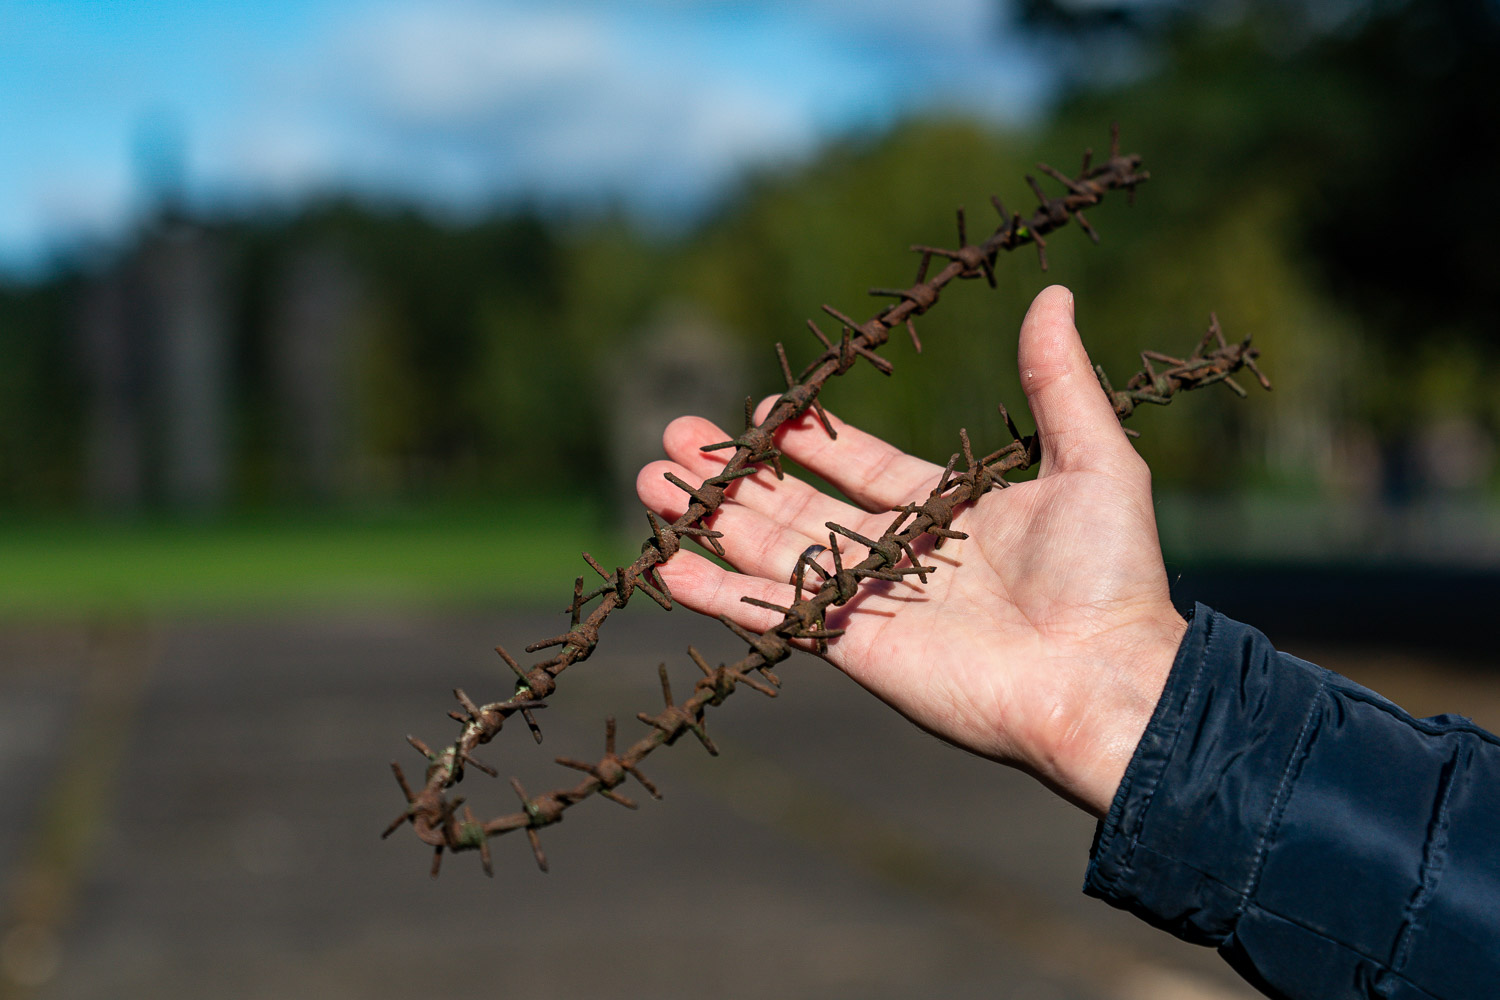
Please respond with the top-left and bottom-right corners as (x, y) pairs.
(636, 287), (1185, 814)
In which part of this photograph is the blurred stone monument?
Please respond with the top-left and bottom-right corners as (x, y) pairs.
(144, 222), (230, 512)
(77, 221), (230, 514)
(606, 304), (745, 526)
(79, 268), (147, 512)
(270, 245), (364, 502)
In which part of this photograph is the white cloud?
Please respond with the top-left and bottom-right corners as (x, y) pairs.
(0, 0), (1051, 270)
(303, 0), (832, 214)
(801, 0), (1003, 48)
(343, 4), (614, 124)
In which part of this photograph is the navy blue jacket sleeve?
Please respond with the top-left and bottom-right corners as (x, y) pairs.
(1084, 604), (1500, 1000)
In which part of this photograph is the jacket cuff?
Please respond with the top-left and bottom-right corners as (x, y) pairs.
(1082, 602), (1325, 945)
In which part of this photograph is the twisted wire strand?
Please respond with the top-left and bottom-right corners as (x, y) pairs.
(382, 127), (1268, 875)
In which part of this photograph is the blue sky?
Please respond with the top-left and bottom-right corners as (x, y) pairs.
(0, 0), (1054, 274)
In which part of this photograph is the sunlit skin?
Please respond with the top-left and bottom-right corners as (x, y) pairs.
(636, 285), (1187, 817)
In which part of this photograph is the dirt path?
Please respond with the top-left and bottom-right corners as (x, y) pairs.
(11, 606), (1450, 999)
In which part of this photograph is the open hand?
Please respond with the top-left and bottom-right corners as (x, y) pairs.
(636, 285), (1186, 816)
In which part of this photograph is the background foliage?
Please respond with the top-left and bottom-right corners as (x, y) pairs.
(2, 0), (1496, 611)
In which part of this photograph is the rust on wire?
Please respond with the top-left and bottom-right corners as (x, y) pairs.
(382, 126), (1267, 875)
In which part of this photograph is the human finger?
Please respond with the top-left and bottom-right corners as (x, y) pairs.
(750, 397), (944, 512)
(651, 548), (811, 639)
(637, 458), (853, 584)
(1016, 285), (1136, 475)
(660, 415), (888, 544)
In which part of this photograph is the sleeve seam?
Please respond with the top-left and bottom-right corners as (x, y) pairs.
(1235, 672), (1325, 917)
(1390, 732), (1468, 974)
(1331, 684), (1500, 746)
(1231, 900), (1449, 1000)
(1116, 607), (1218, 878)
(1124, 839), (1450, 999)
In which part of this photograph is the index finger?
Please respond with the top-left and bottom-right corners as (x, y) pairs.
(753, 396), (943, 512)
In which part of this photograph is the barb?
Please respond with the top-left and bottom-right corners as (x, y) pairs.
(1096, 312), (1272, 426)
(395, 317), (1267, 873)
(384, 127), (1259, 875)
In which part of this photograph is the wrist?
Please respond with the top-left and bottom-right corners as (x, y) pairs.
(1040, 610), (1187, 817)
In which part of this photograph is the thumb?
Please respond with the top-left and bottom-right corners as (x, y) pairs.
(1017, 285), (1131, 475)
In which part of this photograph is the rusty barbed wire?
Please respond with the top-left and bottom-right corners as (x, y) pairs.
(382, 126), (1269, 875)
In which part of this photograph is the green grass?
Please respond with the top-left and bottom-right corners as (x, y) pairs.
(0, 500), (638, 620)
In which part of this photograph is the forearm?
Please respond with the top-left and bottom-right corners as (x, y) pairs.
(1086, 605), (1500, 1000)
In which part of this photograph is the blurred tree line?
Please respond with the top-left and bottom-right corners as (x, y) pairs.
(0, 0), (1495, 518)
